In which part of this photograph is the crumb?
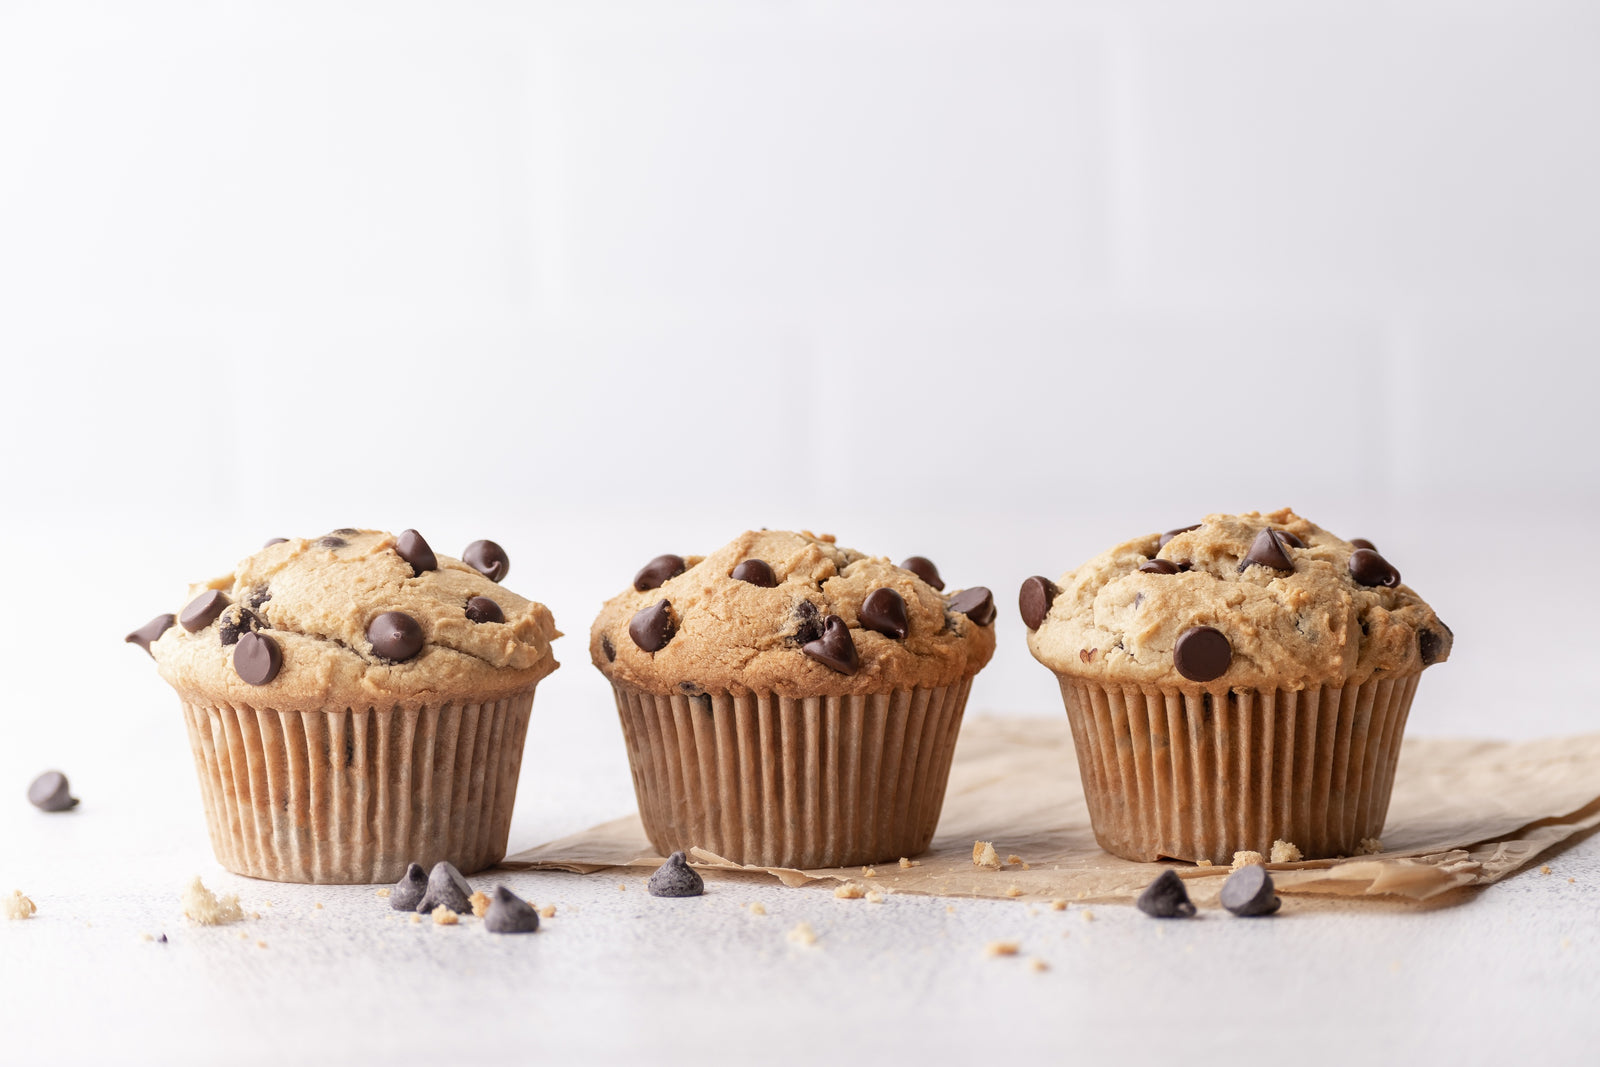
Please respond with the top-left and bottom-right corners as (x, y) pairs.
(1540, 866), (1552, 876)
(180, 877), (244, 926)
(1231, 851), (1265, 870)
(313, 902), (324, 910)
(468, 891), (490, 918)
(431, 907), (459, 926)
(748, 902), (766, 915)
(1081, 909), (1095, 922)
(1077, 890), (1088, 899)
(1050, 899), (1067, 911)
(617, 883), (627, 891)
(985, 941), (1020, 957)
(1004, 885), (1023, 898)
(834, 882), (867, 900)
(863, 867), (877, 878)
(787, 922), (817, 947)
(256, 941), (268, 949)
(1569, 878), (1576, 884)
(249, 912), (261, 920)
(1027, 957), (1049, 973)
(410, 914), (422, 924)
(1270, 840), (1303, 864)
(899, 857), (919, 869)
(139, 932), (154, 942)
(865, 890), (885, 904)
(1197, 859), (1214, 867)
(1006, 855), (1023, 866)
(1357, 837), (1384, 855)
(1022, 862), (1031, 871)
(238, 932), (248, 940)
(7, 891), (36, 920)
(376, 888), (391, 898)
(539, 905), (556, 919)
(946, 905), (956, 914)
(972, 841), (1002, 870)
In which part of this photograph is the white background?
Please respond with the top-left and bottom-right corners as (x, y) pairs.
(1, 2), (1597, 1064)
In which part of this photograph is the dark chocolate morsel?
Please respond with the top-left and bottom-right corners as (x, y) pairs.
(1239, 528), (1295, 573)
(629, 600), (676, 653)
(1139, 559), (1180, 575)
(1220, 863), (1281, 917)
(860, 588), (910, 640)
(394, 529), (438, 576)
(416, 861), (471, 915)
(730, 559), (778, 587)
(332, 528), (359, 536)
(788, 600), (824, 646)
(1348, 548), (1401, 588)
(899, 556), (944, 591)
(218, 607), (264, 647)
(947, 587), (996, 626)
(315, 536), (347, 549)
(484, 886), (541, 933)
(803, 615), (860, 675)
(1174, 626), (1231, 682)
(1276, 530), (1305, 549)
(247, 586), (272, 609)
(463, 540), (510, 583)
(1419, 628), (1445, 666)
(27, 771), (79, 813)
(390, 863), (428, 911)
(262, 537), (289, 548)
(601, 634), (616, 662)
(180, 590), (229, 633)
(464, 596), (505, 624)
(1349, 538), (1377, 552)
(1136, 870), (1195, 919)
(233, 632), (283, 685)
(125, 614), (176, 657)
(634, 554), (686, 592)
(1159, 524), (1200, 549)
(368, 612), (424, 662)
(1019, 576), (1060, 631)
(647, 851), (705, 898)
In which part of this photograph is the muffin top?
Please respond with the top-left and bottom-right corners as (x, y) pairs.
(129, 529), (560, 707)
(1023, 508), (1451, 691)
(590, 530), (997, 698)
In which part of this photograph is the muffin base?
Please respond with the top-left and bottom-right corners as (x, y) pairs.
(609, 678), (973, 869)
(1056, 673), (1421, 864)
(178, 688), (536, 884)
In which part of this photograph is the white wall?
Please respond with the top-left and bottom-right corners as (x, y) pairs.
(1, 1), (1596, 758)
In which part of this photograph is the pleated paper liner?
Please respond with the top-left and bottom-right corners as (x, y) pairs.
(177, 687), (537, 884)
(1056, 672), (1422, 864)
(609, 677), (975, 869)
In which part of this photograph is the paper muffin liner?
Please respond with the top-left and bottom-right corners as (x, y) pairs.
(608, 678), (974, 869)
(1054, 672), (1422, 864)
(177, 687), (537, 884)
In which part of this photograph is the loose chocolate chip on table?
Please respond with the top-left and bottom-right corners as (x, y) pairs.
(464, 596), (505, 624)
(1276, 530), (1305, 549)
(416, 861), (472, 915)
(315, 536), (348, 549)
(788, 600), (825, 646)
(633, 553), (686, 592)
(947, 587), (996, 626)
(860, 588), (909, 640)
(629, 600), (676, 653)
(262, 537), (289, 548)
(125, 614), (176, 657)
(394, 529), (437, 575)
(1174, 626), (1231, 683)
(1018, 576), (1060, 631)
(1348, 548), (1401, 588)
(730, 558), (778, 587)
(1349, 538), (1377, 552)
(484, 886), (540, 933)
(1136, 870), (1195, 919)
(390, 863), (428, 911)
(1220, 863), (1281, 917)
(898, 556), (944, 591)
(463, 540), (511, 583)
(218, 607), (264, 647)
(233, 632), (283, 685)
(1239, 528), (1295, 573)
(1139, 559), (1180, 575)
(179, 590), (229, 633)
(648, 851), (705, 898)
(803, 615), (861, 675)
(1419, 628), (1445, 666)
(1158, 524), (1200, 549)
(368, 612), (424, 662)
(600, 634), (616, 662)
(27, 771), (79, 813)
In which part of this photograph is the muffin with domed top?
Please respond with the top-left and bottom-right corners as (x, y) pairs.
(592, 529), (996, 869)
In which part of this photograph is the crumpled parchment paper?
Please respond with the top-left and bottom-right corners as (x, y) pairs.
(503, 716), (1600, 904)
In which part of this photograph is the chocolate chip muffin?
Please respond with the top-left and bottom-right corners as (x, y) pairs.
(126, 529), (559, 883)
(1021, 508), (1450, 865)
(591, 529), (996, 869)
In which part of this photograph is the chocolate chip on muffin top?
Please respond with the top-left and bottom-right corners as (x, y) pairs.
(590, 530), (996, 697)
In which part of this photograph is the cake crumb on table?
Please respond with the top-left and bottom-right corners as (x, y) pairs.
(1050, 899), (1067, 911)
(1004, 885), (1023, 898)
(865, 890), (885, 904)
(256, 941), (268, 949)
(431, 907), (459, 926)
(862, 866), (877, 878)
(468, 891), (490, 918)
(1006, 855), (1023, 866)
(834, 882), (867, 900)
(747, 902), (767, 915)
(1027, 958), (1049, 973)
(899, 857), (919, 869)
(313, 902), (324, 910)
(5, 891), (37, 920)
(1081, 909), (1095, 922)
(787, 922), (817, 947)
(1357, 838), (1384, 855)
(180, 877), (243, 926)
(1540, 866), (1552, 875)
(410, 914), (422, 924)
(1270, 840), (1303, 864)
(1231, 851), (1265, 870)
(985, 941), (1020, 957)
(539, 905), (556, 919)
(972, 841), (1002, 870)
(1197, 859), (1214, 867)
(376, 888), (391, 898)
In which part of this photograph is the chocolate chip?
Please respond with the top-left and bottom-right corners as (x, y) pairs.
(218, 607), (264, 647)
(125, 614), (176, 657)
(1136, 870), (1195, 919)
(601, 634), (616, 662)
(484, 886), (540, 933)
(315, 536), (347, 549)
(860, 588), (909, 640)
(27, 771), (79, 813)
(1174, 626), (1231, 682)
(1018, 576), (1060, 631)
(368, 612), (424, 662)
(1139, 559), (1179, 575)
(898, 556), (944, 591)
(1276, 530), (1305, 549)
(788, 600), (824, 646)
(247, 586), (272, 609)
(647, 851), (705, 898)
(464, 596), (504, 624)
(332, 528), (359, 536)
(1220, 864), (1281, 917)
(394, 529), (437, 576)
(1350, 538), (1377, 552)
(1419, 628), (1445, 666)
(179, 590), (229, 633)
(633, 554), (685, 592)
(416, 861), (471, 915)
(262, 537), (289, 548)
(947, 587), (996, 626)
(730, 558), (778, 587)
(390, 863), (427, 911)
(803, 615), (860, 675)
(1348, 548), (1401, 588)
(1159, 524), (1200, 548)
(1239, 528), (1295, 573)
(233, 632), (283, 685)
(629, 600), (676, 653)
(463, 540), (510, 583)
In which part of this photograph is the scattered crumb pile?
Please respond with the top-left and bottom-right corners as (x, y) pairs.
(834, 882), (867, 900)
(787, 922), (817, 947)
(865, 890), (885, 904)
(1231, 851), (1264, 870)
(899, 857), (919, 869)
(972, 841), (1002, 870)
(1270, 840), (1303, 864)
(4, 890), (37, 920)
(468, 891), (490, 918)
(181, 877), (244, 926)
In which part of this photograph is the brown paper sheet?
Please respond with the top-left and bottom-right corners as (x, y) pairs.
(503, 717), (1600, 904)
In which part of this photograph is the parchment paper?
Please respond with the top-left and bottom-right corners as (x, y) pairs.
(504, 717), (1600, 904)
